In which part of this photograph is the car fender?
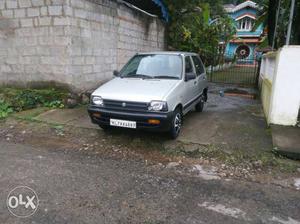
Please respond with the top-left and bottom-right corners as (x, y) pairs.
(164, 81), (185, 112)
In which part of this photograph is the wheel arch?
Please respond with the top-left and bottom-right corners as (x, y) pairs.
(203, 88), (208, 102)
(174, 103), (183, 114)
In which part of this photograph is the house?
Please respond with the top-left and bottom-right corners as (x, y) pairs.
(224, 0), (265, 61)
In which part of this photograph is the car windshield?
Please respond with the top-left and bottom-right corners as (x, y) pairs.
(120, 54), (183, 79)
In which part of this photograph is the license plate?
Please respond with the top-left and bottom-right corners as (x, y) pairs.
(110, 119), (136, 129)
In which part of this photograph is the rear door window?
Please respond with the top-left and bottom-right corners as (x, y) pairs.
(192, 56), (205, 76)
(185, 56), (193, 73)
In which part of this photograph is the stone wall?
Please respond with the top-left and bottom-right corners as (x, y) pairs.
(0, 0), (166, 92)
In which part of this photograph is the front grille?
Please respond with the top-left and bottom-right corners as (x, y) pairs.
(103, 99), (149, 112)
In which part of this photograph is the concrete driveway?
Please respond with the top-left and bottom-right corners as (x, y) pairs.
(31, 84), (272, 155)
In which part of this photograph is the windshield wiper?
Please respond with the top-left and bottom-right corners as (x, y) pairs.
(153, 75), (180, 80)
(122, 73), (153, 79)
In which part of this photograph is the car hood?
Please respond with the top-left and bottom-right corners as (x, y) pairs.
(92, 77), (180, 102)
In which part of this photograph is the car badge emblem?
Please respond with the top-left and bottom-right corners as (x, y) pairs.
(122, 102), (126, 107)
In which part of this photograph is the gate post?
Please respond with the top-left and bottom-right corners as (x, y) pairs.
(210, 51), (214, 82)
(255, 58), (262, 88)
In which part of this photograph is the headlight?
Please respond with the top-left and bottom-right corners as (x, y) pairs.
(92, 96), (103, 106)
(148, 101), (168, 112)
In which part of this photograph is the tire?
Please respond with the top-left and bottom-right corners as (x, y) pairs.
(169, 108), (183, 139)
(195, 95), (205, 112)
(99, 124), (110, 130)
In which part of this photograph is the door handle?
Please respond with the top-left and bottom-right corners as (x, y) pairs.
(194, 81), (197, 85)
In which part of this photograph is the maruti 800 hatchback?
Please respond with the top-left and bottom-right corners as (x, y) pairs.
(88, 52), (208, 139)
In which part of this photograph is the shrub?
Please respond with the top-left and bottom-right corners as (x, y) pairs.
(0, 88), (68, 115)
(0, 100), (13, 119)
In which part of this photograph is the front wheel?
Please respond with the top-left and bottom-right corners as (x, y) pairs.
(169, 108), (182, 139)
(99, 124), (110, 130)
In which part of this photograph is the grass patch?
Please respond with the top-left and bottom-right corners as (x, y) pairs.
(0, 100), (13, 119)
(0, 87), (68, 119)
(52, 125), (65, 136)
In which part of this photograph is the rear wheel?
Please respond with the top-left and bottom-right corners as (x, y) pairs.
(195, 95), (205, 112)
(169, 108), (182, 139)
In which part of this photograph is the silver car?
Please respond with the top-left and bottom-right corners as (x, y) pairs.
(88, 52), (208, 139)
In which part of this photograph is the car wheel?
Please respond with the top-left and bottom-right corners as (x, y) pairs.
(99, 124), (110, 130)
(195, 95), (205, 112)
(169, 108), (182, 139)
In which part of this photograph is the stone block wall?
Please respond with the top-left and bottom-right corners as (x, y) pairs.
(0, 0), (166, 92)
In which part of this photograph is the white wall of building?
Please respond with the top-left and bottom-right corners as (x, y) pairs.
(259, 46), (300, 126)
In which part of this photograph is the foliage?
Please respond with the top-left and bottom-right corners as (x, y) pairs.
(253, 0), (300, 48)
(43, 100), (65, 109)
(165, 0), (235, 65)
(0, 88), (68, 118)
(0, 100), (13, 119)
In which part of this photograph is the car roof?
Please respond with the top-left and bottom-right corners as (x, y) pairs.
(137, 51), (199, 56)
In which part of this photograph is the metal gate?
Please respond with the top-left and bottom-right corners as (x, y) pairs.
(207, 54), (260, 86)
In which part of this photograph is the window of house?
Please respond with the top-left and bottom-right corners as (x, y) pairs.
(237, 18), (253, 31)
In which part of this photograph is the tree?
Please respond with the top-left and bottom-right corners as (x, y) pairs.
(164, 0), (235, 65)
(253, 0), (300, 48)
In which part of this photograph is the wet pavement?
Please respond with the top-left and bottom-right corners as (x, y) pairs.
(18, 84), (272, 155)
(1, 84), (300, 223)
(178, 87), (271, 154)
(272, 125), (300, 158)
(0, 141), (300, 224)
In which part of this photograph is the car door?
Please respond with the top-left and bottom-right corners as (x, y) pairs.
(183, 56), (198, 111)
(191, 55), (207, 96)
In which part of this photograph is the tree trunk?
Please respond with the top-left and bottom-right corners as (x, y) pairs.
(267, 0), (278, 47)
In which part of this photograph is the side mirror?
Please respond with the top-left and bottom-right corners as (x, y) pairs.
(185, 72), (196, 81)
(113, 70), (119, 77)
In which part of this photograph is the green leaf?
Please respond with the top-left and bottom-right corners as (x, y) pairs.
(252, 11), (267, 32)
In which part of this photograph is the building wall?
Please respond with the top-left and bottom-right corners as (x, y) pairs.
(259, 46), (300, 126)
(225, 42), (256, 59)
(0, 0), (166, 92)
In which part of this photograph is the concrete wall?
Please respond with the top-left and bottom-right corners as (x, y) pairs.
(0, 0), (166, 92)
(259, 46), (300, 126)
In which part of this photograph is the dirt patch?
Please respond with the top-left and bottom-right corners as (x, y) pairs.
(1, 117), (300, 190)
(224, 88), (257, 99)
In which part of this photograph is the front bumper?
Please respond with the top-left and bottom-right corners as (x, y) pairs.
(88, 105), (173, 131)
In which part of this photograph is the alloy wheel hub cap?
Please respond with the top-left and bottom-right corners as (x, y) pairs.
(174, 114), (182, 133)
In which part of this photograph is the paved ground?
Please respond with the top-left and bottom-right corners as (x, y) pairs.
(0, 141), (300, 224)
(272, 125), (300, 158)
(1, 84), (300, 223)
(178, 86), (270, 154)
(23, 85), (272, 155)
